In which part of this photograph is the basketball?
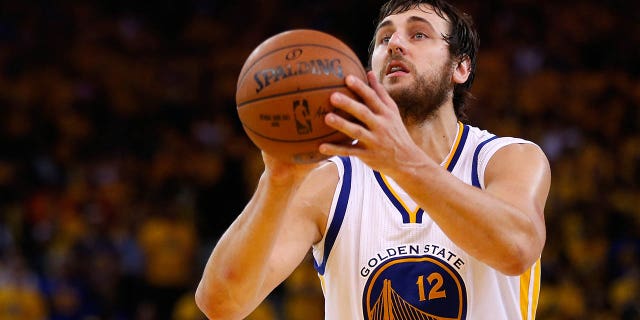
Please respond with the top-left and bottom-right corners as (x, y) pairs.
(236, 29), (367, 163)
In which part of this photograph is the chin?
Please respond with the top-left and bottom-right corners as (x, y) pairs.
(383, 77), (409, 94)
(382, 75), (404, 86)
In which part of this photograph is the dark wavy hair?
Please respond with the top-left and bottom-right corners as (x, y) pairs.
(368, 0), (480, 120)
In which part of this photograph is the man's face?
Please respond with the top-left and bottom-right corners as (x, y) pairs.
(371, 4), (455, 122)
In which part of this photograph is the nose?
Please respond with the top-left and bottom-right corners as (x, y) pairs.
(387, 32), (405, 55)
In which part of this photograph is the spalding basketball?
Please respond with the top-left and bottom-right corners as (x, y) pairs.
(236, 29), (367, 163)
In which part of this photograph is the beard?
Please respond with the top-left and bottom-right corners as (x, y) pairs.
(383, 58), (453, 124)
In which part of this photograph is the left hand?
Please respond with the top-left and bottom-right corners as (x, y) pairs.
(319, 71), (423, 174)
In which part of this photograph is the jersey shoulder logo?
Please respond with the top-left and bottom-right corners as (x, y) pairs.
(362, 255), (467, 320)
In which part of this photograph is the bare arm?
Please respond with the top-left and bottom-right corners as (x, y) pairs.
(195, 154), (337, 319)
(320, 72), (550, 275)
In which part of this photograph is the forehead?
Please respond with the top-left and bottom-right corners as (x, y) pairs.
(377, 4), (450, 34)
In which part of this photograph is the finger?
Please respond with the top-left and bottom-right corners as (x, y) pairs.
(330, 91), (375, 127)
(343, 74), (385, 115)
(366, 71), (397, 108)
(318, 141), (364, 157)
(325, 112), (374, 144)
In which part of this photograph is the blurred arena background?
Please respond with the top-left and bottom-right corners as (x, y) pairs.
(0, 0), (638, 319)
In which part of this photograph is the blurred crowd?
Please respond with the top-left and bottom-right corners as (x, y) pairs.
(0, 0), (638, 319)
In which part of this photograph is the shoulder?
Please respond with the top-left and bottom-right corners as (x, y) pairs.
(293, 158), (342, 241)
(485, 141), (551, 189)
(490, 141), (548, 166)
(303, 157), (341, 188)
(464, 123), (545, 169)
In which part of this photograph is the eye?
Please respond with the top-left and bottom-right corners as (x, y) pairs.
(379, 34), (391, 44)
(413, 32), (429, 40)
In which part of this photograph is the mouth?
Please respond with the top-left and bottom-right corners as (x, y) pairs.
(385, 60), (410, 77)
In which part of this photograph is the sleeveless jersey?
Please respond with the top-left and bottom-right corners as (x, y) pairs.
(311, 122), (541, 320)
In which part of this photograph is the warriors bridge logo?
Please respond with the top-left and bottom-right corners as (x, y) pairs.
(362, 254), (468, 320)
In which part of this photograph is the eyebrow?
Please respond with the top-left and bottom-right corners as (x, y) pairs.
(375, 15), (439, 36)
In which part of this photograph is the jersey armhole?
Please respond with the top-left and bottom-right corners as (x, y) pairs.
(312, 156), (352, 275)
(474, 137), (535, 189)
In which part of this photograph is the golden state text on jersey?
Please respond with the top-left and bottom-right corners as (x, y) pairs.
(361, 249), (467, 320)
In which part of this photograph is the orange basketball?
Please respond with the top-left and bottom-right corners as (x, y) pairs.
(236, 29), (367, 163)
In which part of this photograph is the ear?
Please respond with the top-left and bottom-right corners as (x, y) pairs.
(452, 56), (472, 84)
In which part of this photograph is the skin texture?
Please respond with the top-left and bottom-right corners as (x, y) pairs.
(195, 4), (551, 320)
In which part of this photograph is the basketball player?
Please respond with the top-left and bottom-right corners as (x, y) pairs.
(196, 0), (551, 319)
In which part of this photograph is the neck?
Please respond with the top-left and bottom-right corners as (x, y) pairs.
(405, 104), (460, 165)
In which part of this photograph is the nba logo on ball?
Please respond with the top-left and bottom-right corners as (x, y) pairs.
(236, 29), (367, 163)
(293, 99), (312, 135)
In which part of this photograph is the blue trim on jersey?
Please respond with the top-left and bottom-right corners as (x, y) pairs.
(373, 171), (411, 224)
(314, 156), (352, 275)
(446, 124), (470, 172)
(415, 208), (424, 223)
(471, 136), (499, 188)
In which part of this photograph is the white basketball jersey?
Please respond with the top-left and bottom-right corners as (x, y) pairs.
(312, 122), (541, 320)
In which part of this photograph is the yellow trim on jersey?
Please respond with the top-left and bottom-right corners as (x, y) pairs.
(531, 260), (541, 319)
(379, 174), (421, 223)
(376, 122), (464, 224)
(318, 274), (326, 295)
(442, 122), (464, 169)
(520, 259), (541, 320)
